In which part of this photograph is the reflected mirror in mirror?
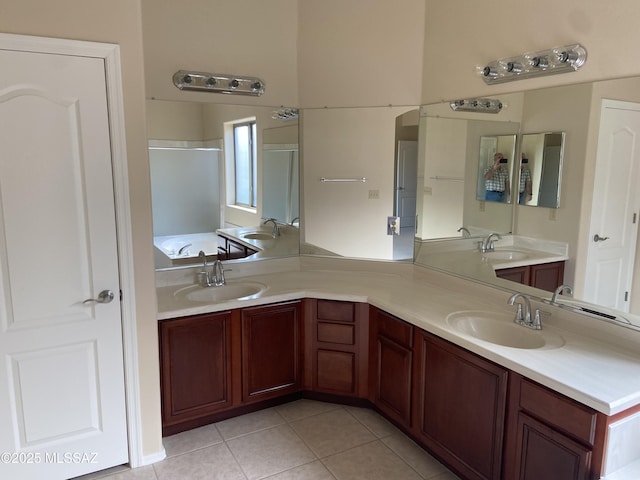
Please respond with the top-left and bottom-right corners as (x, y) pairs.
(518, 132), (565, 208)
(147, 100), (299, 269)
(476, 135), (516, 204)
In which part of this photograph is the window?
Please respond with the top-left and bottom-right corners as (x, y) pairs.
(233, 121), (257, 207)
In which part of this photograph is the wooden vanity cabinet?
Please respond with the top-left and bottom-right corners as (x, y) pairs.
(370, 307), (413, 429)
(305, 299), (369, 398)
(496, 260), (565, 292)
(159, 311), (234, 433)
(503, 373), (606, 480)
(413, 330), (508, 480)
(217, 235), (258, 260)
(241, 301), (303, 403)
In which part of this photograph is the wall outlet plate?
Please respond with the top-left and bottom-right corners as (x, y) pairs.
(387, 216), (400, 235)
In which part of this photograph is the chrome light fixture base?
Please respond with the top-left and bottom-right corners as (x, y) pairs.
(481, 44), (587, 85)
(450, 98), (503, 114)
(173, 70), (265, 96)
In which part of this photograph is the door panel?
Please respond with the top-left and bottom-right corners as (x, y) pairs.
(0, 46), (127, 479)
(584, 100), (640, 311)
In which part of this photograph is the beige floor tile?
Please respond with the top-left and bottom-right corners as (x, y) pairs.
(154, 443), (246, 480)
(344, 405), (401, 438)
(226, 424), (316, 480)
(323, 440), (423, 480)
(275, 399), (341, 422)
(163, 423), (223, 458)
(381, 434), (450, 479)
(263, 460), (336, 479)
(216, 407), (286, 440)
(75, 465), (156, 480)
(290, 408), (376, 458)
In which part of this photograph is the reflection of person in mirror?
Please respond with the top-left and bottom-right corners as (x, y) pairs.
(519, 154), (533, 204)
(484, 153), (510, 202)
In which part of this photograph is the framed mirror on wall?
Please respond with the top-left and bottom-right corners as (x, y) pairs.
(518, 132), (565, 208)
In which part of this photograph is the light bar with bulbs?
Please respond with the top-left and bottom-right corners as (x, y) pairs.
(172, 70), (265, 96)
(481, 44), (587, 85)
(450, 98), (503, 114)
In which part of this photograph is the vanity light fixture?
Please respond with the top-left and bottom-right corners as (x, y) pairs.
(272, 107), (299, 121)
(481, 44), (587, 85)
(450, 98), (503, 114)
(172, 70), (265, 96)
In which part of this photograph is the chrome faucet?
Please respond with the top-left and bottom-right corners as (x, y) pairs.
(197, 252), (229, 287)
(212, 259), (226, 286)
(479, 233), (502, 252)
(263, 218), (280, 237)
(551, 284), (573, 304)
(457, 227), (471, 238)
(290, 217), (300, 226)
(508, 292), (547, 330)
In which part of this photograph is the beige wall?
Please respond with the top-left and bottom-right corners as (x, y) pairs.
(146, 100), (205, 141)
(422, 0), (640, 104)
(298, 0), (425, 108)
(0, 0), (162, 458)
(141, 0), (299, 107)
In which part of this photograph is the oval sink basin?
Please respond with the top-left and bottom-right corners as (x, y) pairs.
(483, 250), (529, 261)
(174, 281), (267, 303)
(242, 232), (275, 241)
(446, 310), (564, 350)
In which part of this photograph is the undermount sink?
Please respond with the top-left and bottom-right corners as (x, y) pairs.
(174, 281), (267, 303)
(446, 310), (564, 350)
(483, 250), (529, 261)
(242, 232), (275, 241)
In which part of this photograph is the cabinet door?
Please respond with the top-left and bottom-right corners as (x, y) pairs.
(414, 331), (507, 480)
(495, 265), (530, 285)
(159, 312), (233, 429)
(530, 261), (565, 292)
(241, 301), (302, 402)
(372, 309), (413, 428)
(514, 413), (591, 480)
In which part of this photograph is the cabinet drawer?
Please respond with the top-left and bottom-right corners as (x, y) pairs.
(375, 309), (413, 348)
(519, 379), (597, 446)
(317, 322), (355, 345)
(317, 299), (355, 322)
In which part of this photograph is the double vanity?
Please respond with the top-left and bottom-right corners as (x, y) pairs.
(156, 256), (640, 480)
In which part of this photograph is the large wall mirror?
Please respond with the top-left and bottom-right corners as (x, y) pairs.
(148, 100), (299, 269)
(414, 75), (640, 329)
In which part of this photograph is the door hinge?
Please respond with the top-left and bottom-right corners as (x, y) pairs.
(625, 291), (629, 302)
(634, 213), (637, 224)
(120, 289), (123, 302)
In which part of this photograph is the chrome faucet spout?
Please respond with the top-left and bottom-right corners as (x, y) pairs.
(263, 218), (281, 237)
(212, 259), (226, 286)
(551, 284), (573, 304)
(457, 227), (471, 238)
(178, 243), (192, 255)
(479, 232), (502, 252)
(508, 292), (546, 330)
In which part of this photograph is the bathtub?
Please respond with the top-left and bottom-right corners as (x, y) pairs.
(153, 232), (219, 260)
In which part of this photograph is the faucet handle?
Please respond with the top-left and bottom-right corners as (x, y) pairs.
(514, 303), (524, 323)
(532, 309), (550, 330)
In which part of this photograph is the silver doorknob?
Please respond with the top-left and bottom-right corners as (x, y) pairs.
(593, 234), (610, 242)
(83, 290), (115, 304)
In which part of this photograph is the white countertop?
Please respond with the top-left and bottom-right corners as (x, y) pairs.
(155, 256), (640, 417)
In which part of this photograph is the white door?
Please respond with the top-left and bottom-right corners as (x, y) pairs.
(395, 140), (418, 228)
(584, 99), (640, 312)
(0, 47), (128, 479)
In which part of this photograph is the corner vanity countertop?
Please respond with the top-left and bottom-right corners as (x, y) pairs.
(156, 256), (640, 417)
(217, 224), (299, 259)
(414, 234), (569, 286)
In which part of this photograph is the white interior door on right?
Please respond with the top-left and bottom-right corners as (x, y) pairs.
(584, 99), (640, 312)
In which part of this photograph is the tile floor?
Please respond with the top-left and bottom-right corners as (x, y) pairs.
(78, 399), (461, 480)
